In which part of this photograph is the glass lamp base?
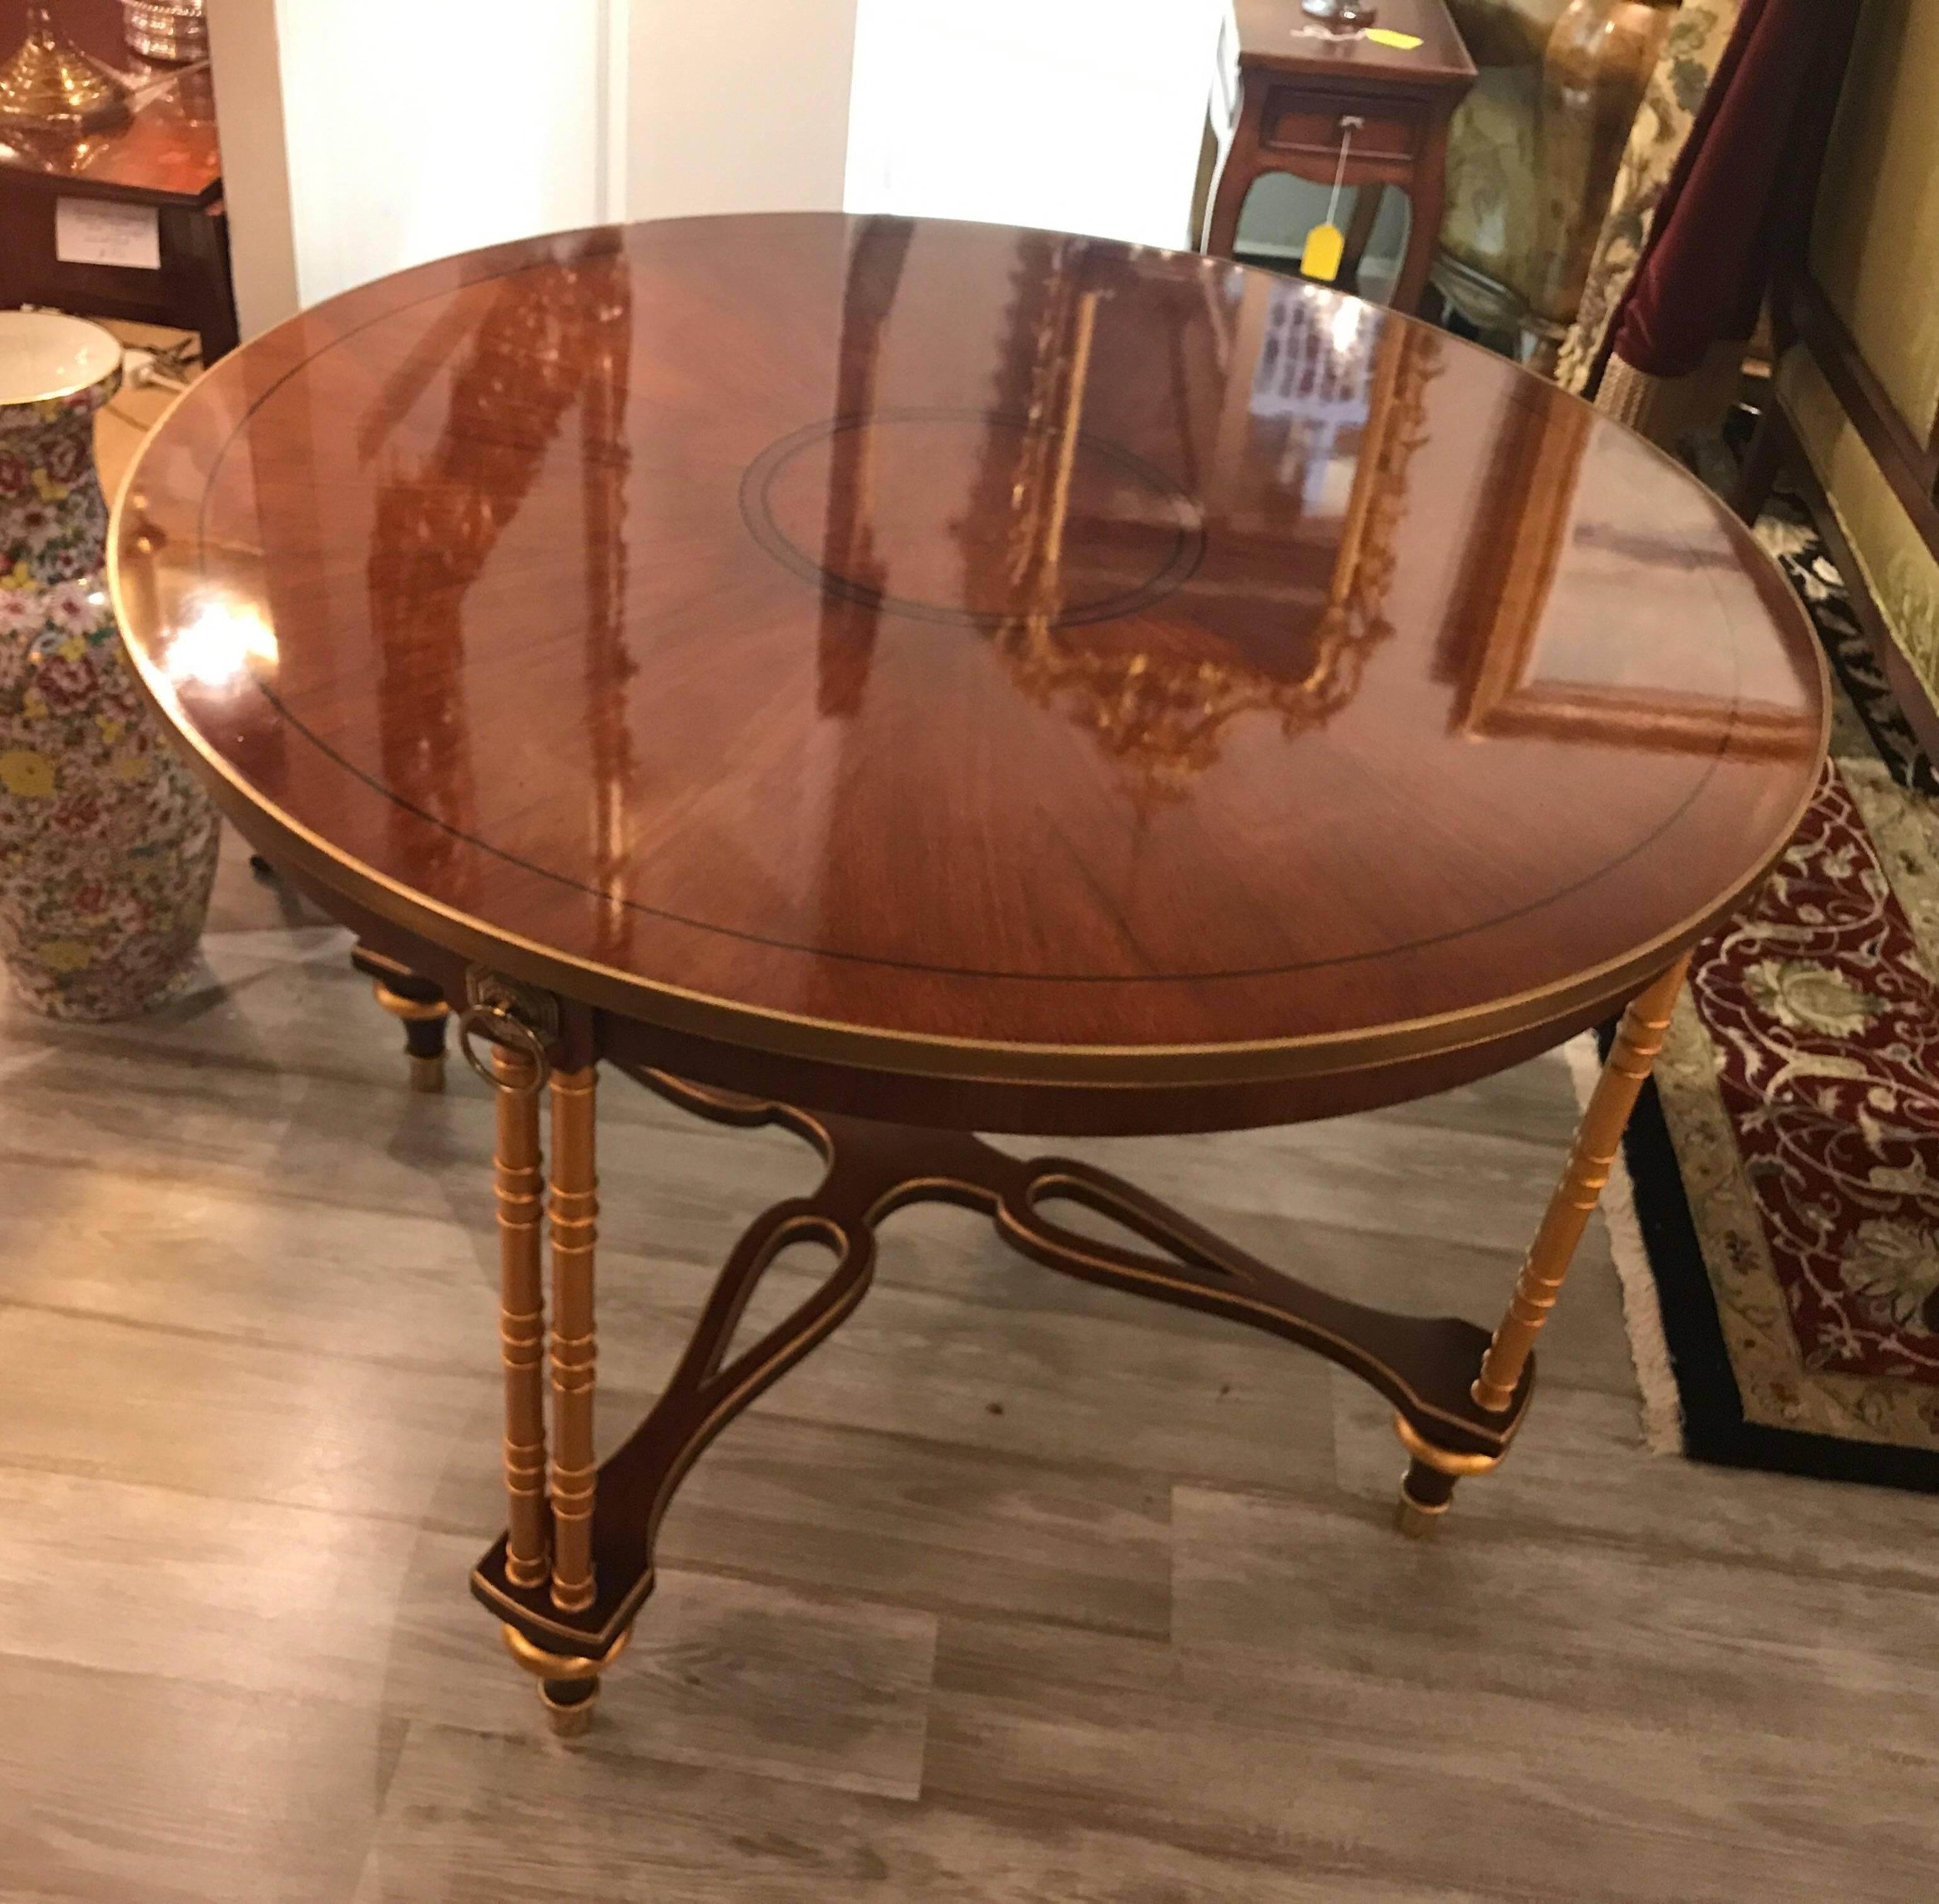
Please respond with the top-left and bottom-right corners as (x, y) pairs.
(1301, 1), (1379, 29)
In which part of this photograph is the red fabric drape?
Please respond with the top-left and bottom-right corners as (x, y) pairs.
(1599, 0), (1860, 385)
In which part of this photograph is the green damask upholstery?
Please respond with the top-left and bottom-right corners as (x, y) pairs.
(1808, 1), (1939, 439)
(1437, 0), (1564, 326)
(1787, 0), (1939, 710)
(1781, 351), (1939, 698)
(1437, 1), (1673, 347)
(1556, 0), (1741, 397)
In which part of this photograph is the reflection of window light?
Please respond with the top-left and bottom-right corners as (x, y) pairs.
(164, 599), (278, 687)
(1329, 296), (1364, 355)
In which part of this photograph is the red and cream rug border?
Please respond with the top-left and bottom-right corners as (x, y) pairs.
(1590, 491), (1939, 1491)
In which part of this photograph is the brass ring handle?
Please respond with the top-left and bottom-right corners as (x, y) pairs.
(458, 1007), (551, 1096)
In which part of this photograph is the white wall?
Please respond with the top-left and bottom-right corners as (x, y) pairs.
(209, 0), (619, 332)
(210, 0), (1218, 343)
(625, 2), (859, 223)
(203, 0), (299, 337)
(846, 0), (1221, 247)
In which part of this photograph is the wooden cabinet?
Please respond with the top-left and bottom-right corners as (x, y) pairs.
(0, 3), (237, 356)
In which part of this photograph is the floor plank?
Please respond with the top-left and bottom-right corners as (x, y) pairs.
(0, 1157), (1342, 1490)
(922, 1619), (1936, 1903)
(354, 1722), (1481, 1904)
(0, 1305), (486, 1524)
(1171, 1484), (1939, 1742)
(0, 1653), (387, 1904)
(579, 1412), (1175, 1639)
(0, 1469), (937, 1801)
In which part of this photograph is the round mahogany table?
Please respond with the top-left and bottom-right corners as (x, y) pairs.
(111, 213), (1826, 1733)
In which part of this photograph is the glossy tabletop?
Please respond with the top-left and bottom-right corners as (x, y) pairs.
(111, 213), (1826, 1093)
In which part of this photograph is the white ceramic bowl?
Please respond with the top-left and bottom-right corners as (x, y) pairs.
(0, 310), (123, 409)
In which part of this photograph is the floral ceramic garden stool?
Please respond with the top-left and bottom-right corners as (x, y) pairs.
(0, 311), (217, 1018)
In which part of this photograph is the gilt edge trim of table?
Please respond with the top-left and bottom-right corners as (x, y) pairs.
(108, 632), (1826, 1101)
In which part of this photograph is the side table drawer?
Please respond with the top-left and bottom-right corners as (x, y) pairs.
(1261, 89), (1422, 159)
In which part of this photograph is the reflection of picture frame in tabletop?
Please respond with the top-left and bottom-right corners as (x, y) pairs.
(992, 266), (1441, 801)
(1444, 397), (1816, 759)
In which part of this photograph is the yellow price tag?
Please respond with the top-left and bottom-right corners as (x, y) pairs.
(1365, 28), (1423, 49)
(1301, 222), (1345, 283)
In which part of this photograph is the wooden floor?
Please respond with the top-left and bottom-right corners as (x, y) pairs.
(3, 842), (1938, 1901)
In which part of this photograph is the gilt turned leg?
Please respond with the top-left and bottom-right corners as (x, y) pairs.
(368, 968), (450, 1092)
(1394, 956), (1690, 1534)
(471, 1070), (885, 1739)
(533, 1064), (602, 1727)
(546, 1065), (600, 1617)
(471, 1018), (612, 1735)
(501, 1623), (629, 1739)
(490, 1062), (606, 1735)
(491, 1044), (550, 1592)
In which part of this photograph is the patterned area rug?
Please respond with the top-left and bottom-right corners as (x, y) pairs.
(1598, 490), (1939, 1490)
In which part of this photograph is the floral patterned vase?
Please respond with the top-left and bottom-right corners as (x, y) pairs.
(0, 312), (218, 1018)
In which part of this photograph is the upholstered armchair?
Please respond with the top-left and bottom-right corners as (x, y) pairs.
(1435, 1), (1678, 363)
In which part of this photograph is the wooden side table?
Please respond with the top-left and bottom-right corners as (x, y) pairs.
(1204, 0), (1474, 312)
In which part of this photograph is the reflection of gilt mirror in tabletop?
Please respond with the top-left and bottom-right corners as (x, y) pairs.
(1438, 392), (1822, 760)
(811, 230), (1442, 804)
